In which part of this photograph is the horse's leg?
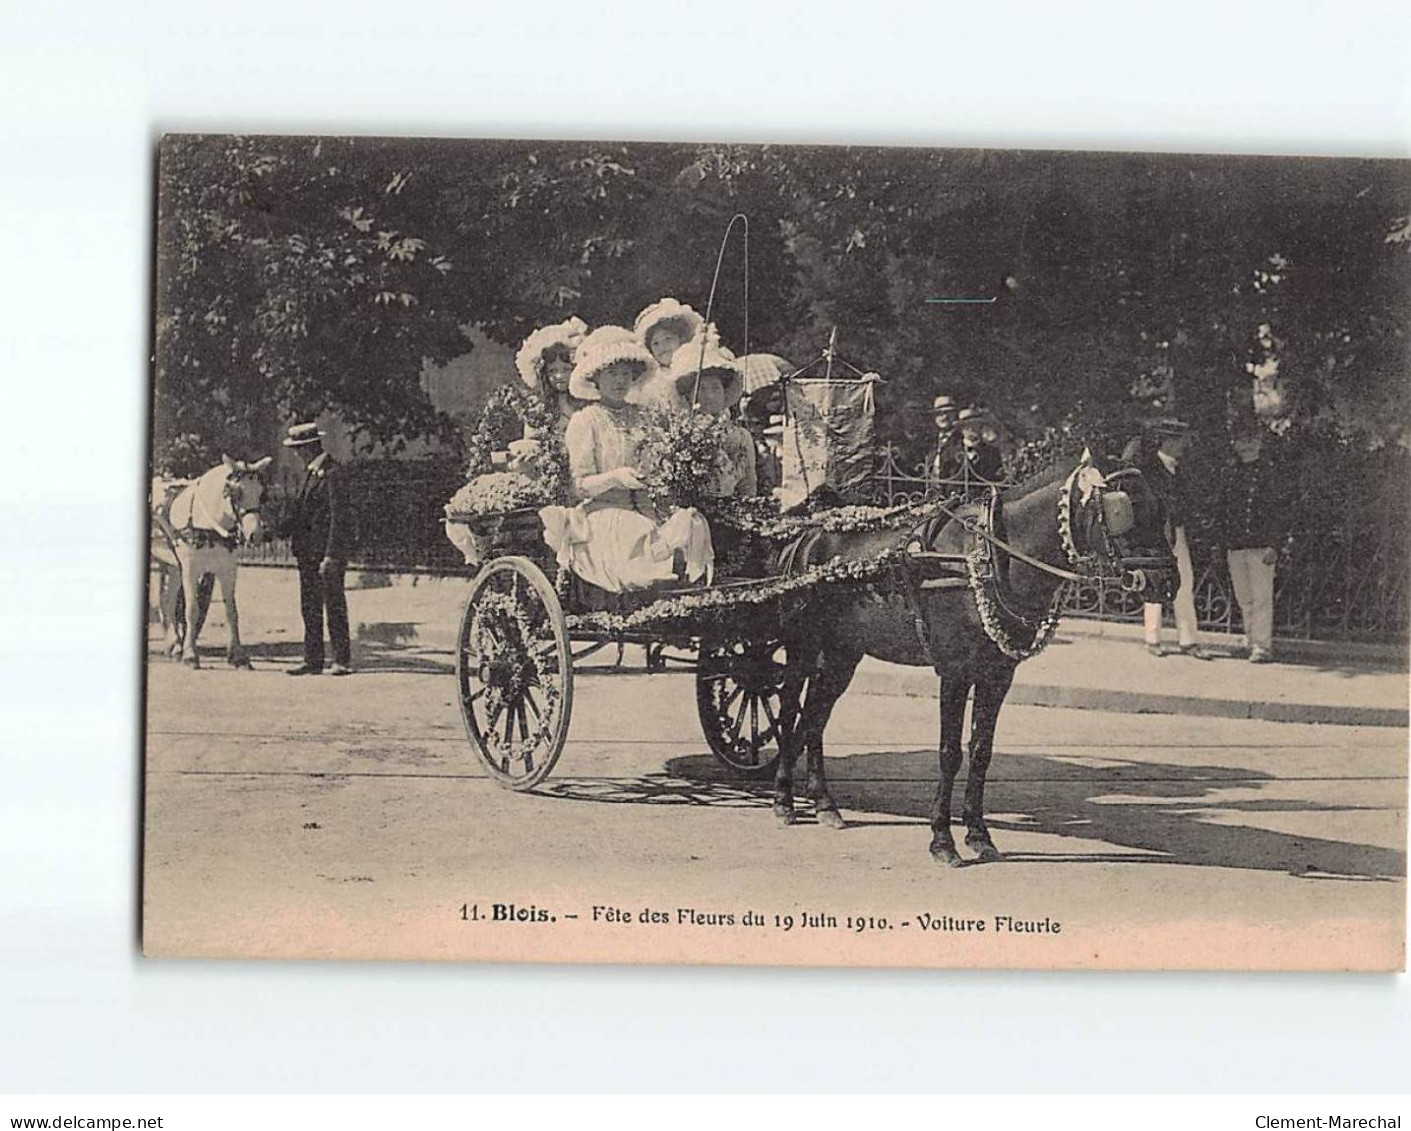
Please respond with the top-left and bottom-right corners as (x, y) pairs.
(191, 572), (214, 643)
(218, 557), (250, 668)
(159, 563), (182, 657)
(800, 647), (862, 829)
(930, 675), (971, 866)
(963, 666), (1016, 863)
(772, 649), (814, 825)
(178, 552), (202, 667)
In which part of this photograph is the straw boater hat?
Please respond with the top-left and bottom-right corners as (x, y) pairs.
(568, 326), (657, 402)
(931, 394), (959, 417)
(957, 406), (991, 425)
(668, 328), (743, 404)
(514, 315), (589, 388)
(633, 298), (705, 348)
(282, 422), (326, 447)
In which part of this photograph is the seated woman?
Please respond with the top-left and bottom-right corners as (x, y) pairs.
(509, 316), (589, 472)
(539, 326), (713, 593)
(667, 331), (758, 499)
(631, 297), (704, 413)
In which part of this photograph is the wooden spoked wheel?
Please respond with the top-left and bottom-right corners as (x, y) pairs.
(696, 635), (789, 777)
(456, 556), (573, 791)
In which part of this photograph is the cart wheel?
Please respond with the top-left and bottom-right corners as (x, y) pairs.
(456, 556), (573, 791)
(696, 635), (788, 777)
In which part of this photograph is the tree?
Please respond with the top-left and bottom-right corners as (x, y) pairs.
(153, 135), (467, 471)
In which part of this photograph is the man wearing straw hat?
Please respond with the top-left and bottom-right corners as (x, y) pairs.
(283, 422), (353, 676)
(936, 405), (1004, 497)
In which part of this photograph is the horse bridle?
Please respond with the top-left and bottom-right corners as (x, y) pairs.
(1059, 463), (1173, 597)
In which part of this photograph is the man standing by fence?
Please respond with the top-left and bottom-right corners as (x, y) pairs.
(283, 423), (353, 676)
(1219, 426), (1287, 663)
(1126, 418), (1211, 659)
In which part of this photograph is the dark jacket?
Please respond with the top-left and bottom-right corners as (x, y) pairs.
(1218, 454), (1289, 550)
(1123, 435), (1190, 530)
(935, 438), (1004, 488)
(289, 455), (353, 562)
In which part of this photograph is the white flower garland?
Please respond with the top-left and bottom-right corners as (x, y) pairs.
(468, 590), (561, 762)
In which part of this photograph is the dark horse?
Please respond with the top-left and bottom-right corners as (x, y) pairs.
(768, 453), (1176, 865)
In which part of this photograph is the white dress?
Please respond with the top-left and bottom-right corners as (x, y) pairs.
(539, 404), (713, 593)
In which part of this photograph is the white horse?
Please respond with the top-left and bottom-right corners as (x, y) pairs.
(153, 456), (271, 668)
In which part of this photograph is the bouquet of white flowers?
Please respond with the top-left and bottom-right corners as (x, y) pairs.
(445, 472), (548, 521)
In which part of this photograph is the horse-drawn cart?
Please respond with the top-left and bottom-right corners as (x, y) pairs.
(447, 506), (794, 791)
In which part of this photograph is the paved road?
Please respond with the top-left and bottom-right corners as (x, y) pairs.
(142, 618), (1407, 970)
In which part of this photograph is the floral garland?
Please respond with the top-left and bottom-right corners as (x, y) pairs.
(704, 494), (962, 543)
(964, 546), (1064, 661)
(463, 384), (569, 505)
(468, 589), (561, 762)
(634, 408), (732, 511)
(565, 548), (909, 635)
(445, 471), (547, 521)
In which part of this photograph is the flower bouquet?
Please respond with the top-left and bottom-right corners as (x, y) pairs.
(445, 472), (549, 564)
(635, 408), (732, 512)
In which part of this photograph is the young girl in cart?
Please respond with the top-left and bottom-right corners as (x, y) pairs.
(539, 326), (713, 593)
(666, 330), (758, 499)
(631, 297), (704, 413)
(513, 314), (588, 438)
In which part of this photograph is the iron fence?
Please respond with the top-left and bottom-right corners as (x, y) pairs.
(237, 447), (1408, 644)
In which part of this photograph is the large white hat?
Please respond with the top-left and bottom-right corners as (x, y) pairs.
(633, 298), (704, 347)
(513, 315), (589, 388)
(568, 326), (657, 401)
(667, 327), (743, 405)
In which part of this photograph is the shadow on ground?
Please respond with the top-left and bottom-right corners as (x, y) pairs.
(641, 748), (1408, 882)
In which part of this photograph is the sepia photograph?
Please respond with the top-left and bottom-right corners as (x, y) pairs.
(142, 134), (1409, 969)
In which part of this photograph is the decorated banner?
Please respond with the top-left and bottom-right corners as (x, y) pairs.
(777, 378), (877, 509)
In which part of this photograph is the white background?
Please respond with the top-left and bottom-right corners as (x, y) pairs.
(1, 0), (1408, 1094)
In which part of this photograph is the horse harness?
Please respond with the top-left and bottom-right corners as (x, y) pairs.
(889, 462), (1164, 668)
(172, 471), (262, 550)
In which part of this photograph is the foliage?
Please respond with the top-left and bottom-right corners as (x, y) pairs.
(461, 384), (569, 504)
(154, 135), (467, 459)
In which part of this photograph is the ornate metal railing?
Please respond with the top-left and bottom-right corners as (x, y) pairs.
(228, 446), (1406, 645)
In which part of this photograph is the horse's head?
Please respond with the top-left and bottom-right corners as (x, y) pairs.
(221, 454), (272, 545)
(1061, 451), (1177, 603)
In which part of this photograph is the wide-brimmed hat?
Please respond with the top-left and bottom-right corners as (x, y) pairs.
(957, 406), (991, 424)
(633, 298), (705, 347)
(514, 315), (589, 388)
(282, 422), (326, 447)
(1147, 416), (1191, 437)
(668, 330), (743, 404)
(568, 326), (657, 401)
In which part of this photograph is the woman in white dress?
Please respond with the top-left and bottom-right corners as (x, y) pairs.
(539, 326), (713, 593)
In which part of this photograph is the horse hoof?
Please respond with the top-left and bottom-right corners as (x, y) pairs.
(930, 841), (963, 867)
(817, 807), (847, 830)
(967, 841), (1002, 864)
(229, 657), (252, 670)
(183, 657), (200, 669)
(773, 804), (797, 826)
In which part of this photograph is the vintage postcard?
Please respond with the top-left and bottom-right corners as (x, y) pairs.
(143, 135), (1409, 969)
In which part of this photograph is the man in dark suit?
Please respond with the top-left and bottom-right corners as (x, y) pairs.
(283, 422), (353, 676)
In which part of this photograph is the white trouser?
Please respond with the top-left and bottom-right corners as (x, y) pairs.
(1226, 547), (1276, 652)
(1144, 524), (1197, 647)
